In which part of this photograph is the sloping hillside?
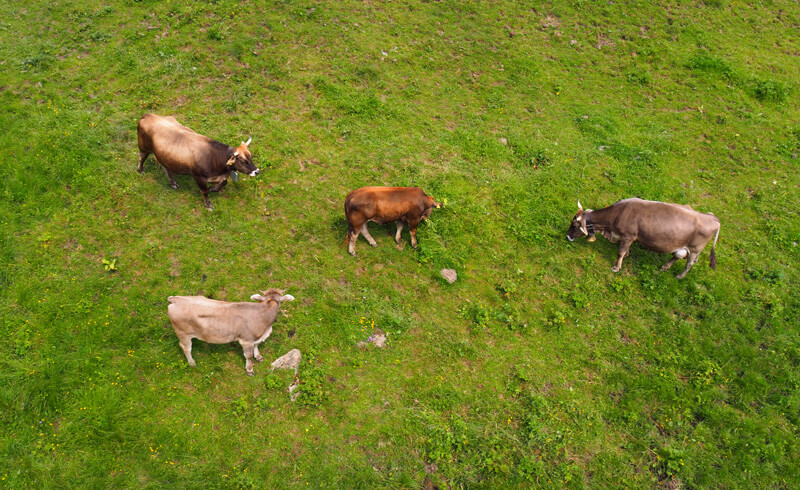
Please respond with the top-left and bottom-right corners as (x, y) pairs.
(1, 1), (798, 486)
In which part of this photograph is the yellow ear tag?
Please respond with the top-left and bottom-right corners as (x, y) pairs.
(228, 150), (239, 166)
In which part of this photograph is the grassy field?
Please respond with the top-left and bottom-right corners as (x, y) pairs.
(1, 0), (799, 487)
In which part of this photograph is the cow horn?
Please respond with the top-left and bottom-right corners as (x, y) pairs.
(233, 150), (239, 157)
(577, 199), (583, 211)
(243, 137), (251, 146)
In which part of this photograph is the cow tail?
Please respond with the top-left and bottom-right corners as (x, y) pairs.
(344, 195), (353, 245)
(345, 223), (353, 245)
(709, 225), (720, 270)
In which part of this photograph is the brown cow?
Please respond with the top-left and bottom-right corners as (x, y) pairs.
(167, 289), (294, 376)
(137, 114), (259, 209)
(344, 186), (442, 256)
(566, 198), (720, 279)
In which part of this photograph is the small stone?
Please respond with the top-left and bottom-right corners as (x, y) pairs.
(358, 331), (387, 348)
(271, 349), (301, 372)
(441, 268), (457, 284)
(499, 137), (508, 146)
(371, 333), (387, 348)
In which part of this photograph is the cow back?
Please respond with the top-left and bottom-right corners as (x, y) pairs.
(167, 296), (277, 344)
(605, 199), (719, 253)
(346, 187), (430, 223)
(138, 114), (228, 176)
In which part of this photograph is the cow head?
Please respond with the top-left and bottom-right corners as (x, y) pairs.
(250, 288), (295, 303)
(423, 195), (443, 218)
(226, 137), (260, 177)
(566, 200), (595, 242)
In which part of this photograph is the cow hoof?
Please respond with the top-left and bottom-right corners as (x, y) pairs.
(246, 371), (254, 377)
(170, 183), (179, 190)
(349, 251), (356, 257)
(255, 355), (264, 362)
(369, 243), (377, 248)
(137, 168), (144, 174)
(610, 267), (620, 273)
(206, 207), (214, 212)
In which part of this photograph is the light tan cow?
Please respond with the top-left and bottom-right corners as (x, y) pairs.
(167, 289), (294, 376)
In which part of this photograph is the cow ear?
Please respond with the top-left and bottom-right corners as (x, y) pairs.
(250, 294), (264, 302)
(279, 294), (295, 302)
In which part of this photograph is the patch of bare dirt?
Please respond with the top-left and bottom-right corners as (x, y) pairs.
(542, 15), (561, 28)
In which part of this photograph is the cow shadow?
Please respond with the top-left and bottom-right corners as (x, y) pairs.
(142, 162), (238, 205)
(328, 215), (416, 248)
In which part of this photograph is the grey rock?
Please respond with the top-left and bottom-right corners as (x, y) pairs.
(271, 349), (302, 372)
(441, 268), (458, 284)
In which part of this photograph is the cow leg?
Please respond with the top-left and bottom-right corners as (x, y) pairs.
(347, 222), (362, 256)
(676, 251), (700, 280)
(137, 151), (149, 174)
(348, 229), (360, 256)
(361, 223), (377, 247)
(209, 179), (228, 193)
(240, 341), (256, 376)
(612, 238), (634, 273)
(193, 177), (213, 210)
(660, 256), (680, 271)
(254, 343), (264, 363)
(662, 249), (688, 272)
(660, 257), (679, 271)
(162, 165), (179, 189)
(177, 335), (196, 367)
(395, 221), (404, 244)
(408, 219), (421, 248)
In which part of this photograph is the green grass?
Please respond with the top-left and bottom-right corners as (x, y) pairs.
(2, 0), (799, 487)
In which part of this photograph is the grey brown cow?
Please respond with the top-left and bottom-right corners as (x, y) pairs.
(167, 289), (294, 376)
(566, 198), (720, 279)
(344, 186), (442, 256)
(137, 114), (260, 209)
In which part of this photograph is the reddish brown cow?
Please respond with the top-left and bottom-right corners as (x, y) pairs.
(344, 187), (442, 256)
(566, 198), (720, 279)
(137, 114), (259, 209)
